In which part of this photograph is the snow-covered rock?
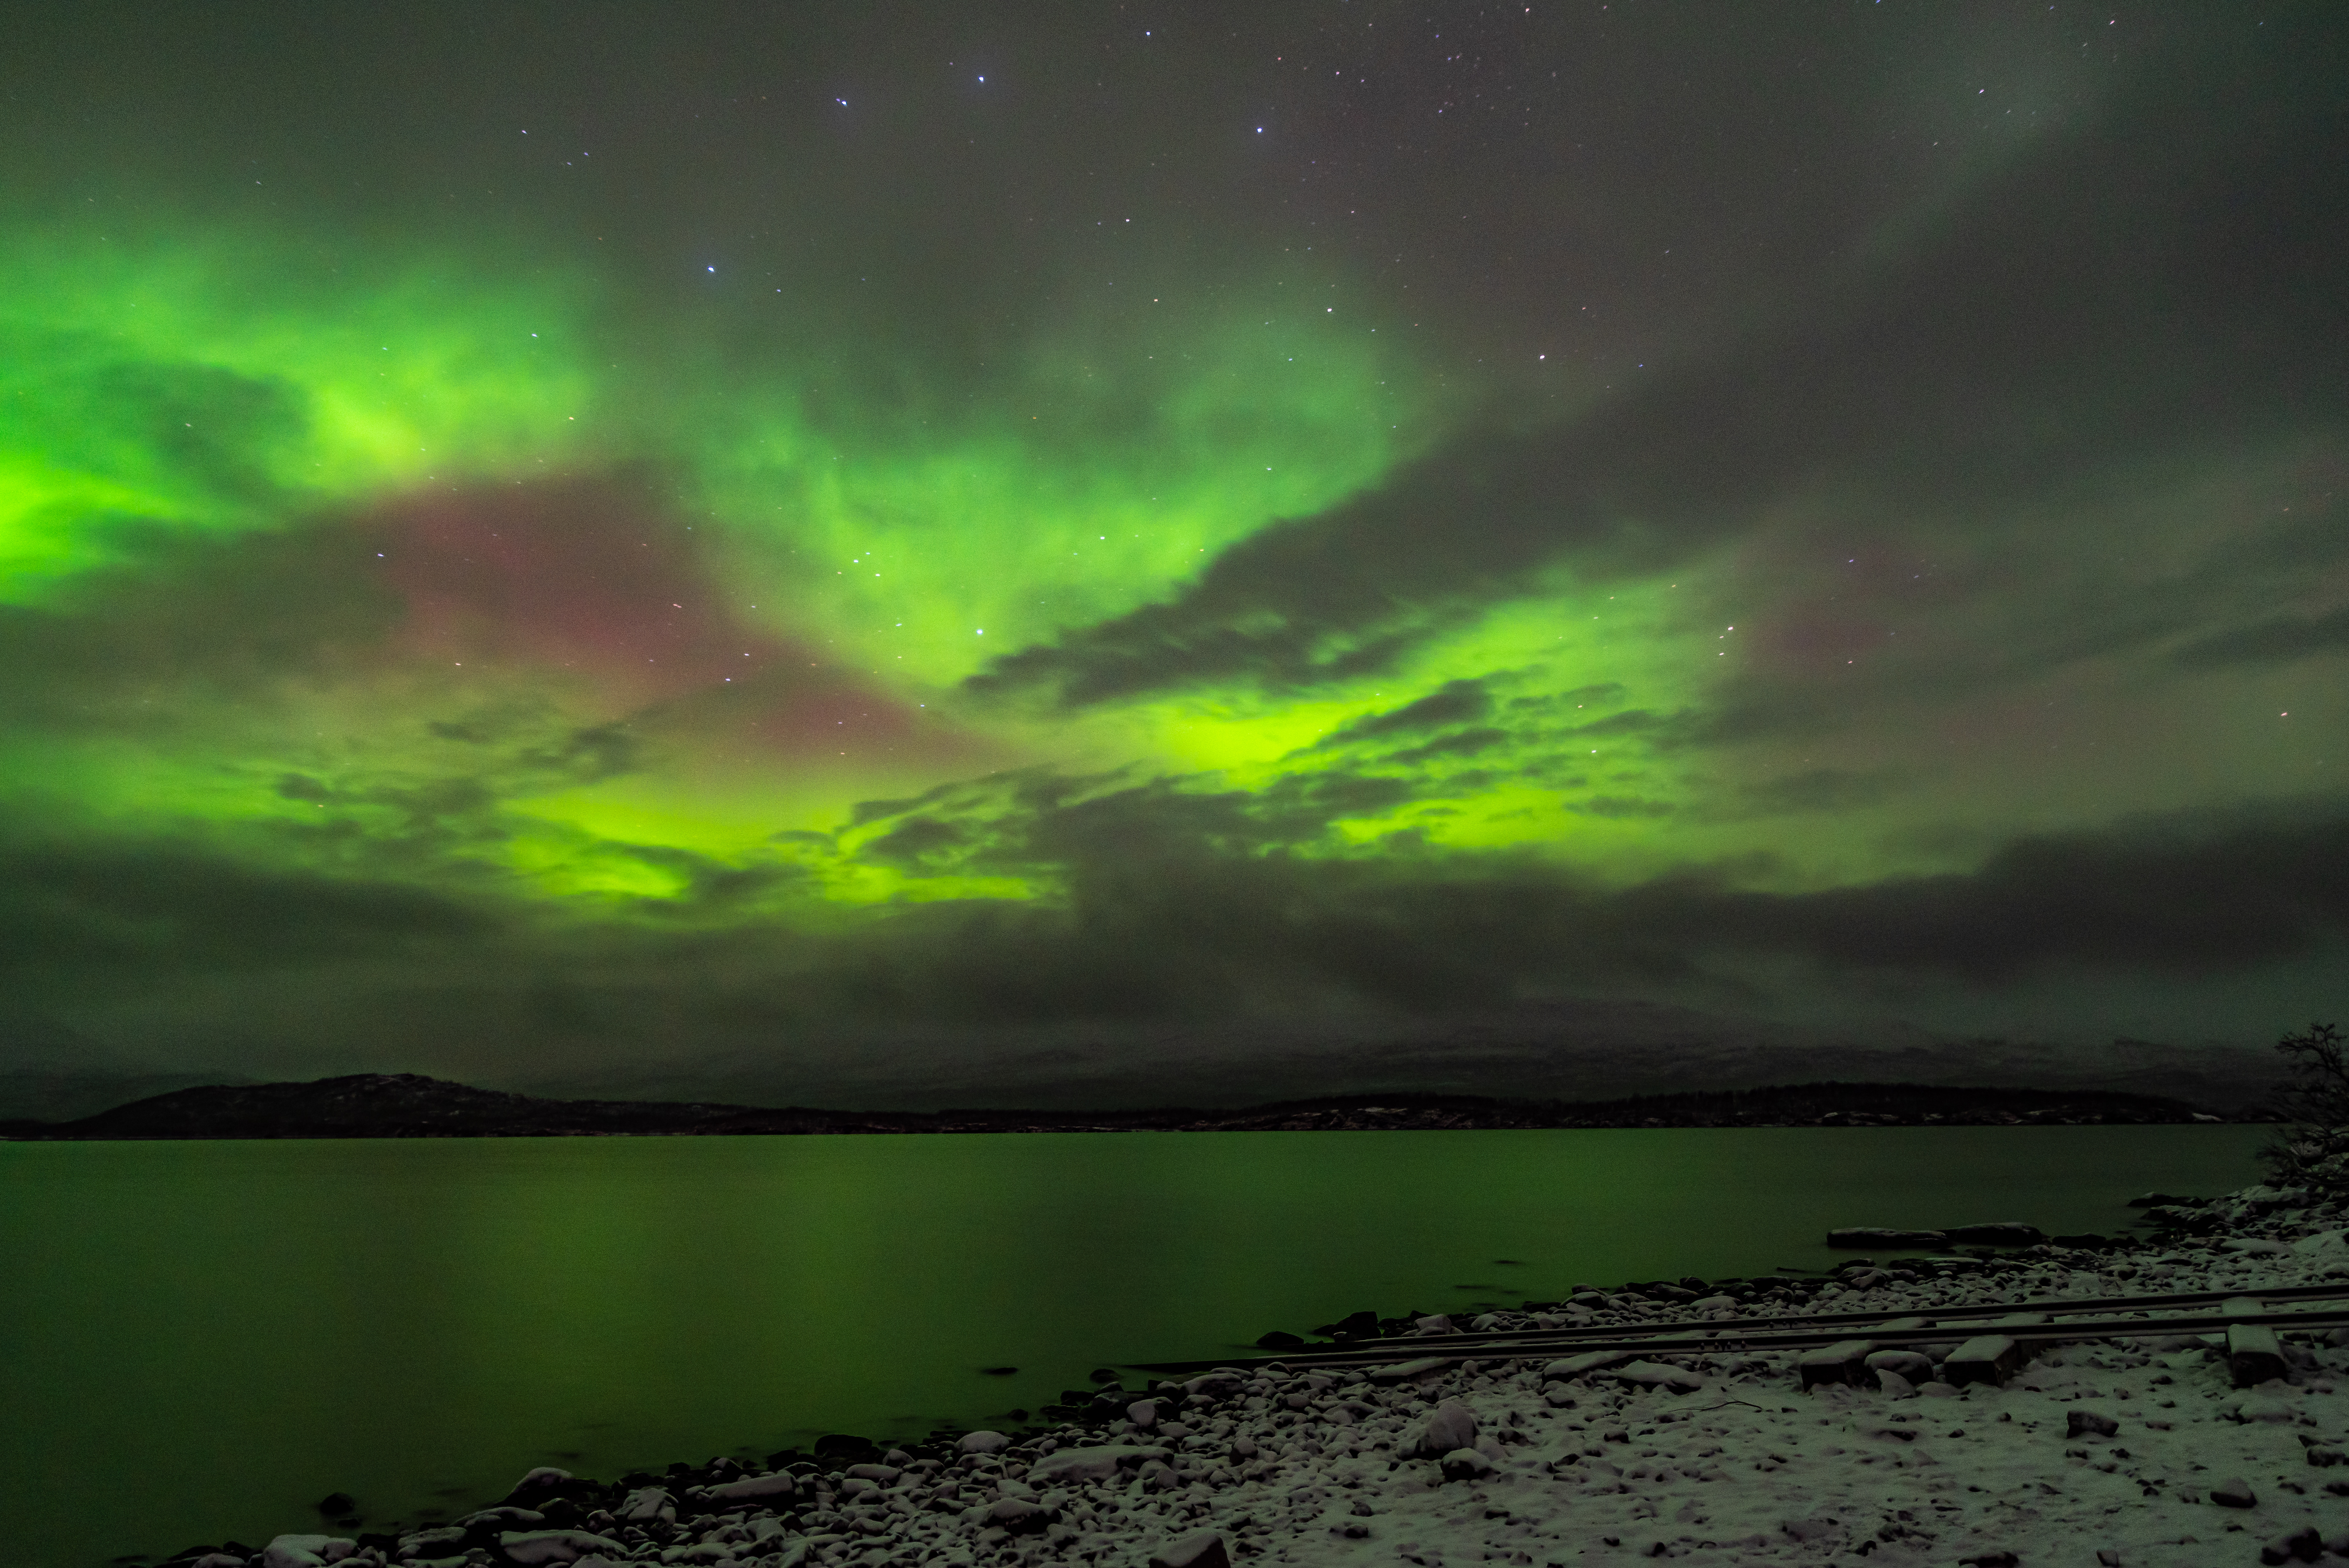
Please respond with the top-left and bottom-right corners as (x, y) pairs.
(498, 1529), (625, 1566)
(698, 1469), (797, 1504)
(1145, 1530), (1230, 1568)
(1026, 1443), (1165, 1486)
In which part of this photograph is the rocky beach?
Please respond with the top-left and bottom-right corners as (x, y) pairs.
(146, 1177), (2349, 1568)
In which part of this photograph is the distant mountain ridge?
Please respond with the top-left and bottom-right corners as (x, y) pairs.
(0, 1071), (2269, 1140)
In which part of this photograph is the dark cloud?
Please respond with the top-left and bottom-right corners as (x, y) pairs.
(969, 16), (2349, 707)
(1319, 679), (1491, 745)
(0, 841), (489, 974)
(2173, 606), (2349, 670)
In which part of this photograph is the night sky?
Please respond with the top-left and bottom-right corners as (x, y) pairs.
(2, 2), (2343, 1104)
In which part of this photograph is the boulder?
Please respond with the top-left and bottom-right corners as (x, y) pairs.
(616, 1487), (676, 1524)
(2066, 1409), (2120, 1438)
(1147, 1530), (1232, 1568)
(260, 1538), (356, 1568)
(956, 1430), (1010, 1455)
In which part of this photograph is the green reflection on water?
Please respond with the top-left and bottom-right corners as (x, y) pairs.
(0, 1125), (2269, 1566)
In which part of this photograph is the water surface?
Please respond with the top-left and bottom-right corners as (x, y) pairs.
(0, 1125), (2268, 1566)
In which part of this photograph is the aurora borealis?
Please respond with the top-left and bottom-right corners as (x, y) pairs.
(2, 2), (2343, 1103)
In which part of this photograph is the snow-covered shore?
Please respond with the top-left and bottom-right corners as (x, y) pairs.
(173, 1182), (2349, 1568)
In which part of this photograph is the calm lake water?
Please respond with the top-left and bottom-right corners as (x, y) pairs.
(0, 1125), (2270, 1567)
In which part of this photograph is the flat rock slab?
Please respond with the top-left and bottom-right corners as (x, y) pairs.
(1543, 1348), (1634, 1380)
(1799, 1340), (1878, 1391)
(1945, 1223), (2046, 1246)
(2230, 1322), (2291, 1387)
(1943, 1335), (2026, 1388)
(1829, 1228), (1947, 1247)
(1599, 1359), (1705, 1394)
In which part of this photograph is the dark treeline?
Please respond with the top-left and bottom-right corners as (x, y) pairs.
(0, 1073), (2269, 1141)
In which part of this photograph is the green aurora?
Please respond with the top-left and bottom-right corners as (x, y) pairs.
(2, 2), (2344, 1100)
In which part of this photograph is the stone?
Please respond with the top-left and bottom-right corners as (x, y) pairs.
(616, 1487), (676, 1524)
(1798, 1340), (1877, 1390)
(956, 1430), (1010, 1455)
(259, 1537), (355, 1568)
(1941, 1335), (2025, 1388)
(1944, 1222), (2045, 1246)
(1146, 1530), (1232, 1568)
(2066, 1409), (2119, 1438)
(313, 1493), (356, 1516)
(1255, 1330), (1305, 1349)
(2229, 1323), (2291, 1387)
(2210, 1476), (2260, 1508)
(1126, 1398), (1162, 1429)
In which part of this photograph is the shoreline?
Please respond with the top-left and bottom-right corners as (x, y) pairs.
(154, 1179), (2349, 1568)
(0, 1073), (2272, 1142)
